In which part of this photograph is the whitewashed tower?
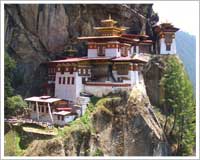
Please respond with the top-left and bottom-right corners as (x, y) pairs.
(155, 23), (179, 54)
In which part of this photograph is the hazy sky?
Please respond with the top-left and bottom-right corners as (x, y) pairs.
(153, 1), (199, 36)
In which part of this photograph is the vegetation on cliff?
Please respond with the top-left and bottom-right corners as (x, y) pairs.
(160, 56), (195, 155)
(5, 52), (27, 116)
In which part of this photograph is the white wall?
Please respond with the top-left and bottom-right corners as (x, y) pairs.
(160, 38), (176, 54)
(129, 70), (139, 85)
(55, 72), (84, 102)
(31, 112), (76, 125)
(88, 49), (98, 58)
(105, 48), (120, 57)
(136, 46), (139, 54)
(53, 115), (75, 125)
(75, 73), (84, 101)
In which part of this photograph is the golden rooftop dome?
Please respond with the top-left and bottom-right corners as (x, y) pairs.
(101, 14), (117, 26)
(94, 14), (128, 36)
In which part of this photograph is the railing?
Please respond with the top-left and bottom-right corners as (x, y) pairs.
(5, 118), (53, 128)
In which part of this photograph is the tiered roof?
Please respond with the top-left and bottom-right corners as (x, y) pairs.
(154, 22), (179, 33)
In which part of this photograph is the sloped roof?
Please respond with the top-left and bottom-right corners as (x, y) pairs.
(25, 96), (62, 103)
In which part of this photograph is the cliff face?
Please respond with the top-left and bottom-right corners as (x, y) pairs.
(142, 56), (166, 107)
(4, 4), (158, 97)
(24, 86), (170, 156)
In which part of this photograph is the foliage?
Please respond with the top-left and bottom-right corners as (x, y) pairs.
(4, 128), (24, 156)
(93, 148), (104, 156)
(4, 52), (16, 98)
(160, 56), (195, 155)
(5, 95), (27, 115)
(57, 96), (100, 137)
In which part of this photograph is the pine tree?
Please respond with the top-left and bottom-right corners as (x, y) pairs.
(160, 55), (195, 155)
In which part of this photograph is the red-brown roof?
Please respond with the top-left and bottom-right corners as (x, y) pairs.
(49, 57), (112, 63)
(111, 56), (148, 63)
(50, 57), (88, 63)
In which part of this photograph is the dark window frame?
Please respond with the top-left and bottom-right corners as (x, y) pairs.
(72, 77), (75, 84)
(166, 44), (171, 51)
(63, 77), (65, 84)
(67, 77), (70, 84)
(59, 77), (62, 84)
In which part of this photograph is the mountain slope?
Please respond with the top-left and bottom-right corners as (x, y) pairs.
(176, 31), (196, 90)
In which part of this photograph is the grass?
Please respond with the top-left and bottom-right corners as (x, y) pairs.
(4, 129), (25, 156)
(92, 148), (104, 156)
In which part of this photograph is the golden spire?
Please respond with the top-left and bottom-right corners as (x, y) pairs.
(94, 15), (128, 36)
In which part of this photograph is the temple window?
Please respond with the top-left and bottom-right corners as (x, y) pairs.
(117, 64), (129, 75)
(72, 77), (75, 85)
(61, 67), (65, 74)
(88, 69), (91, 74)
(121, 46), (128, 57)
(134, 46), (136, 53)
(97, 45), (105, 56)
(166, 44), (171, 51)
(67, 77), (70, 84)
(61, 116), (64, 121)
(82, 77), (86, 84)
(58, 67), (60, 71)
(83, 69), (86, 74)
(78, 69), (81, 74)
(69, 67), (73, 74)
(63, 77), (65, 84)
(59, 77), (62, 84)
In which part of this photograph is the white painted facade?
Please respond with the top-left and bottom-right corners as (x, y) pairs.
(55, 72), (85, 101)
(129, 70), (139, 85)
(105, 48), (121, 57)
(136, 46), (139, 54)
(112, 69), (140, 86)
(88, 49), (98, 58)
(30, 112), (75, 126)
(160, 38), (176, 54)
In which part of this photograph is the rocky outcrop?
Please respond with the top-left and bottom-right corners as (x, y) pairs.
(143, 55), (166, 107)
(90, 86), (170, 156)
(4, 4), (158, 97)
(24, 138), (65, 156)
(24, 86), (170, 156)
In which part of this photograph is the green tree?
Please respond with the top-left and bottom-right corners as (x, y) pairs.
(5, 52), (16, 98)
(5, 95), (27, 116)
(160, 56), (195, 155)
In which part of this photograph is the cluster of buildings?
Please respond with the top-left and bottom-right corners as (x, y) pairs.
(25, 16), (179, 126)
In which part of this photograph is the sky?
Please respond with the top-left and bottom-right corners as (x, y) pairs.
(153, 1), (199, 36)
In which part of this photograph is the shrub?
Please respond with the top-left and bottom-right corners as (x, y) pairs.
(5, 95), (27, 116)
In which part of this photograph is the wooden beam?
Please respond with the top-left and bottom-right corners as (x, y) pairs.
(36, 102), (39, 121)
(48, 103), (54, 124)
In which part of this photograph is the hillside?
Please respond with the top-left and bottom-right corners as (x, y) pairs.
(176, 31), (196, 90)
